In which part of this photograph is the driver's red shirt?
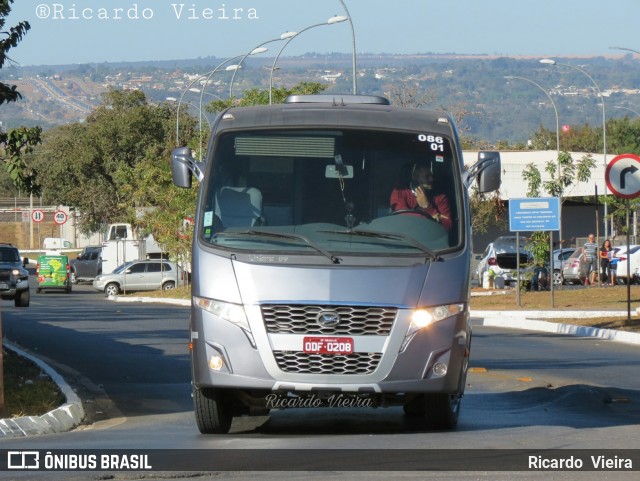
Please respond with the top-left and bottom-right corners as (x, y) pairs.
(389, 188), (452, 231)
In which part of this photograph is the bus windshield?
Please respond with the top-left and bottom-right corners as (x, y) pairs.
(199, 128), (462, 257)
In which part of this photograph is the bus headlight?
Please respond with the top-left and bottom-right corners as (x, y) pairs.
(194, 296), (250, 332)
(401, 303), (465, 351)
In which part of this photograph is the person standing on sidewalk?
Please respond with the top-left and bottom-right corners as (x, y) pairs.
(582, 233), (598, 286)
(600, 239), (615, 286)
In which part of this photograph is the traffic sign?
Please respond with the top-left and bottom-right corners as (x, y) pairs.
(509, 197), (560, 232)
(53, 210), (68, 225)
(32, 209), (45, 223)
(605, 154), (640, 199)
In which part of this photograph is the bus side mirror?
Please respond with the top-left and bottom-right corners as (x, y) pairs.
(464, 151), (501, 193)
(171, 147), (205, 188)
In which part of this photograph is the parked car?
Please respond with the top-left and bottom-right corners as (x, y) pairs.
(0, 243), (30, 307)
(93, 259), (179, 296)
(562, 248), (588, 285)
(70, 245), (103, 284)
(550, 248), (577, 285)
(614, 245), (640, 284)
(476, 236), (532, 287)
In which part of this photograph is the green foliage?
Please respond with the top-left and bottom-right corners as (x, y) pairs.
(33, 89), (195, 232)
(0, 0), (30, 104)
(521, 151), (595, 259)
(469, 188), (506, 234)
(0, 126), (42, 194)
(527, 231), (550, 264)
(205, 82), (327, 113)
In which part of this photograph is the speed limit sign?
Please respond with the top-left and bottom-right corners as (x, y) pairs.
(53, 210), (68, 225)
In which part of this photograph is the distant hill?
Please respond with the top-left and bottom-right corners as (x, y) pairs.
(2, 52), (640, 143)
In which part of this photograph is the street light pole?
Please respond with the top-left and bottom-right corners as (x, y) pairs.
(337, 0), (358, 94)
(229, 32), (299, 98)
(269, 16), (348, 105)
(505, 75), (562, 295)
(614, 105), (640, 118)
(540, 58), (608, 239)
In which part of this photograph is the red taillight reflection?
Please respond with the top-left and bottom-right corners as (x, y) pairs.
(488, 257), (497, 266)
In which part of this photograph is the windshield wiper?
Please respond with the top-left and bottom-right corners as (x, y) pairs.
(321, 229), (442, 261)
(213, 229), (341, 264)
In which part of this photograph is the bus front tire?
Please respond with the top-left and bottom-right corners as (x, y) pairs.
(193, 386), (233, 434)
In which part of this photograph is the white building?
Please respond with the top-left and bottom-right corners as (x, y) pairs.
(464, 150), (617, 252)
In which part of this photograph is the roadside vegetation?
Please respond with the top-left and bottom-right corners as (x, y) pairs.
(2, 347), (65, 418)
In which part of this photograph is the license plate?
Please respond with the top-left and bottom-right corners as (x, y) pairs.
(0, 282), (8, 290)
(303, 337), (354, 355)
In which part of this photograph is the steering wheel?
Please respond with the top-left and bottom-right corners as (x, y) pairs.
(390, 209), (434, 220)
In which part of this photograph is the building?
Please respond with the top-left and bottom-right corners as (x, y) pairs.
(465, 150), (614, 252)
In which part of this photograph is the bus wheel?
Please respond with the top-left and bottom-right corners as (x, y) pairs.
(403, 393), (461, 430)
(424, 393), (460, 429)
(193, 386), (233, 434)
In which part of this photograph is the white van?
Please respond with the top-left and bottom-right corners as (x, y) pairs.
(171, 94), (501, 433)
(42, 237), (73, 250)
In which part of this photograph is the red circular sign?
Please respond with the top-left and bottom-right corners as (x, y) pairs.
(53, 210), (68, 225)
(32, 210), (45, 223)
(605, 154), (640, 199)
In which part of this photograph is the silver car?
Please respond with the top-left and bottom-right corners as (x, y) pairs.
(476, 236), (532, 287)
(93, 259), (179, 296)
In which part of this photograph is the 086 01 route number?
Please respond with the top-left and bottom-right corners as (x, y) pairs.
(418, 134), (445, 152)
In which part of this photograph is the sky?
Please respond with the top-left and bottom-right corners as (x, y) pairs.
(6, 0), (640, 66)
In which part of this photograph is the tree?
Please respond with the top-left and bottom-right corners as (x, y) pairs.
(0, 0), (30, 105)
(33, 89), (195, 232)
(469, 188), (506, 235)
(0, 126), (42, 194)
(205, 82), (328, 114)
(521, 151), (596, 262)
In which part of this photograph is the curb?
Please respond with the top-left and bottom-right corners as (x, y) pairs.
(472, 310), (640, 346)
(107, 295), (191, 307)
(0, 341), (85, 439)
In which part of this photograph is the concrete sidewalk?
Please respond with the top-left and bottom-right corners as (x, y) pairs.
(1, 297), (639, 439)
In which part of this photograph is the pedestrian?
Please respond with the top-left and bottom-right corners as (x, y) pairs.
(600, 239), (615, 286)
(582, 233), (598, 286)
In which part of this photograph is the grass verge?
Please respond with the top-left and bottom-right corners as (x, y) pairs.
(2, 347), (65, 418)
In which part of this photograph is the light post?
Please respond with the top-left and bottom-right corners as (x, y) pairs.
(175, 71), (216, 147)
(540, 58), (609, 239)
(614, 105), (640, 118)
(229, 32), (298, 98)
(269, 16), (348, 105)
(610, 46), (640, 56)
(167, 96), (212, 153)
(337, 0), (358, 94)
(505, 75), (563, 293)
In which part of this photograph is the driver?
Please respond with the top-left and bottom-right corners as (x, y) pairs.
(390, 164), (452, 231)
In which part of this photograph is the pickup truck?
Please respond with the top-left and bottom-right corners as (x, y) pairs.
(69, 245), (102, 284)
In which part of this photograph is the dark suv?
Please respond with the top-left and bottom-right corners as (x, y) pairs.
(70, 245), (102, 284)
(0, 243), (30, 307)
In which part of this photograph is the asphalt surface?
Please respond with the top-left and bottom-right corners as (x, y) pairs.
(1, 294), (639, 439)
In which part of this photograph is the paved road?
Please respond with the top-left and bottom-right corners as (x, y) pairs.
(2, 284), (640, 479)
